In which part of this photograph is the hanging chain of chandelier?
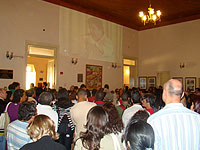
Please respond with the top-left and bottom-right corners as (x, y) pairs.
(139, 1), (161, 25)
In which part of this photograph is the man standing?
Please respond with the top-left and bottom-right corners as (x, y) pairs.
(122, 90), (144, 128)
(147, 79), (200, 150)
(70, 89), (96, 139)
(7, 101), (36, 150)
(116, 92), (130, 118)
(37, 92), (58, 131)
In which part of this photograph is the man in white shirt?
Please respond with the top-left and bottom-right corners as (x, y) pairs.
(70, 89), (96, 140)
(122, 90), (144, 128)
(37, 92), (58, 131)
(148, 79), (200, 150)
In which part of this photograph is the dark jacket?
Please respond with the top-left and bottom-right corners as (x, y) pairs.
(20, 136), (66, 150)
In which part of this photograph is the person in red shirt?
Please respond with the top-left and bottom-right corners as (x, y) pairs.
(141, 93), (156, 115)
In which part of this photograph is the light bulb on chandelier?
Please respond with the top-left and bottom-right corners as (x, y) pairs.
(139, 1), (161, 25)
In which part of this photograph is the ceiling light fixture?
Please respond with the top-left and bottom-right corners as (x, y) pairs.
(139, 0), (161, 25)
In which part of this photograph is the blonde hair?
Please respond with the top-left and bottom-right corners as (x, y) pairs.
(27, 114), (59, 141)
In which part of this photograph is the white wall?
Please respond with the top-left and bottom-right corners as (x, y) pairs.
(0, 0), (59, 88)
(1, 0), (140, 90)
(138, 19), (200, 87)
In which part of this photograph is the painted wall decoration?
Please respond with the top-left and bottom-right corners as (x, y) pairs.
(86, 65), (102, 90)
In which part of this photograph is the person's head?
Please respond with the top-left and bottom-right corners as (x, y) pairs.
(80, 106), (110, 150)
(80, 84), (87, 90)
(141, 93), (156, 109)
(130, 110), (150, 123)
(12, 82), (20, 90)
(26, 89), (35, 98)
(191, 98), (200, 114)
(163, 79), (183, 104)
(95, 90), (105, 101)
(121, 92), (129, 102)
(38, 92), (53, 105)
(27, 114), (58, 141)
(103, 102), (123, 134)
(43, 82), (47, 88)
(57, 88), (71, 107)
(18, 101), (37, 122)
(124, 120), (155, 150)
(0, 88), (7, 100)
(6, 91), (13, 102)
(104, 84), (109, 89)
(131, 90), (142, 104)
(91, 89), (97, 97)
(30, 83), (34, 89)
(13, 89), (27, 103)
(76, 89), (87, 102)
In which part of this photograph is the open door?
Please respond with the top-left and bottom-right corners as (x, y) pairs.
(26, 44), (56, 90)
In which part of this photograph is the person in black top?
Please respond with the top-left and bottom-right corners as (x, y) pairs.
(20, 115), (66, 150)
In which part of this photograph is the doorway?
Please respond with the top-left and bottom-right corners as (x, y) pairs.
(123, 59), (137, 88)
(26, 44), (57, 90)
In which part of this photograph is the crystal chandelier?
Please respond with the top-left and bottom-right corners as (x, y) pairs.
(139, 1), (161, 25)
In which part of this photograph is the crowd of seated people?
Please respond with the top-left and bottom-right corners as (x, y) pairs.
(0, 79), (200, 150)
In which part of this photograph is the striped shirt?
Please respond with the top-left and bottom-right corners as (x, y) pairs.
(7, 120), (32, 150)
(147, 103), (200, 150)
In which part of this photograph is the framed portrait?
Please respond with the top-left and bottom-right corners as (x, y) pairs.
(86, 64), (102, 90)
(147, 76), (156, 89)
(185, 77), (196, 92)
(139, 76), (147, 89)
(172, 77), (183, 85)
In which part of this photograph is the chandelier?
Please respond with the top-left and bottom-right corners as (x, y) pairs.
(139, 1), (161, 25)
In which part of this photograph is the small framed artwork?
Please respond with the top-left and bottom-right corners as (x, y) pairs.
(139, 76), (147, 89)
(77, 74), (83, 82)
(147, 76), (156, 88)
(172, 77), (183, 85)
(0, 69), (13, 79)
(185, 77), (196, 92)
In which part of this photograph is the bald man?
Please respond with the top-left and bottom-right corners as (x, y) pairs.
(147, 79), (200, 150)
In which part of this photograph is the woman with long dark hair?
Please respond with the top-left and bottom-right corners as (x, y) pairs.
(74, 106), (122, 150)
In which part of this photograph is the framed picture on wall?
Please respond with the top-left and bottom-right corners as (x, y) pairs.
(86, 64), (102, 90)
(147, 76), (156, 89)
(185, 77), (196, 92)
(172, 77), (183, 85)
(139, 76), (147, 89)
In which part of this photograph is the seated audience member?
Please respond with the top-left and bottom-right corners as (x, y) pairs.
(148, 79), (200, 150)
(37, 92), (58, 131)
(0, 88), (8, 115)
(7, 101), (37, 150)
(116, 92), (130, 118)
(70, 89), (96, 140)
(88, 89), (97, 102)
(94, 90), (105, 106)
(20, 115), (66, 150)
(7, 89), (27, 122)
(55, 88), (74, 150)
(124, 120), (155, 150)
(74, 106), (121, 150)
(141, 93), (156, 115)
(26, 89), (37, 104)
(122, 90), (144, 128)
